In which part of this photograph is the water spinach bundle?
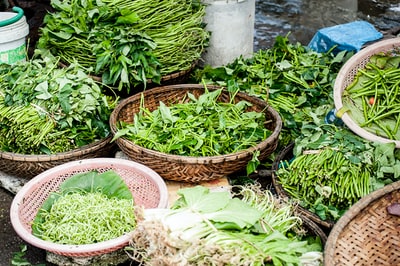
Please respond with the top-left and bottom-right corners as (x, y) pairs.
(32, 170), (136, 245)
(38, 0), (209, 92)
(127, 185), (323, 266)
(113, 88), (273, 157)
(341, 52), (400, 140)
(0, 53), (116, 154)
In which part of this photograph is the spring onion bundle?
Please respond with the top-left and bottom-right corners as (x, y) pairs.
(127, 185), (323, 266)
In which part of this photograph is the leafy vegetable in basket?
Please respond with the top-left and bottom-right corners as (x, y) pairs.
(0, 51), (117, 154)
(38, 0), (209, 92)
(127, 185), (323, 266)
(341, 52), (400, 140)
(191, 35), (353, 147)
(275, 121), (400, 222)
(112, 87), (273, 158)
(32, 170), (136, 245)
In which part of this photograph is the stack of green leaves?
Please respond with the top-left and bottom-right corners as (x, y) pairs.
(113, 88), (272, 157)
(0, 51), (116, 154)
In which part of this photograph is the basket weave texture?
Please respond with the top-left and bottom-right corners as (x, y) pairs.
(109, 84), (282, 182)
(10, 158), (169, 257)
(324, 180), (400, 266)
(271, 142), (335, 229)
(0, 136), (116, 179)
(334, 37), (400, 148)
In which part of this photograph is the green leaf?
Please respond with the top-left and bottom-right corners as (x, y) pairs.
(34, 81), (52, 100)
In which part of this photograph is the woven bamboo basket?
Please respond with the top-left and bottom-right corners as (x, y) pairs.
(0, 136), (116, 179)
(110, 84), (282, 183)
(271, 142), (336, 229)
(324, 180), (400, 266)
(10, 158), (169, 258)
(334, 37), (400, 148)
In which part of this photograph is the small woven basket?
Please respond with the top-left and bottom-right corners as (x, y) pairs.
(0, 136), (116, 178)
(271, 142), (336, 229)
(110, 84), (282, 183)
(334, 37), (400, 148)
(10, 158), (169, 258)
(324, 180), (400, 266)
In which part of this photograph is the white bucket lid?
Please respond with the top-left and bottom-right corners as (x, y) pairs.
(0, 12), (29, 44)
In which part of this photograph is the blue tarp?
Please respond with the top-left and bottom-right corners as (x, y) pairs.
(308, 21), (383, 53)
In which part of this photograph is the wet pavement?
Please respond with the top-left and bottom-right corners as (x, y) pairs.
(1, 0), (400, 265)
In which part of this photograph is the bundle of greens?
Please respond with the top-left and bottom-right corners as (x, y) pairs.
(0, 51), (117, 154)
(112, 87), (273, 158)
(32, 170), (136, 245)
(192, 35), (353, 148)
(127, 185), (323, 266)
(38, 0), (209, 92)
(275, 121), (400, 221)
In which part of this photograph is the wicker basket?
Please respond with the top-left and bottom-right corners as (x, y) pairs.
(324, 180), (400, 266)
(334, 37), (400, 148)
(0, 136), (116, 178)
(271, 142), (336, 229)
(110, 84), (282, 183)
(10, 158), (169, 258)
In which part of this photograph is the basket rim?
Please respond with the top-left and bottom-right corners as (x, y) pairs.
(109, 84), (282, 164)
(324, 180), (400, 263)
(9, 157), (169, 257)
(333, 37), (400, 148)
(0, 135), (112, 162)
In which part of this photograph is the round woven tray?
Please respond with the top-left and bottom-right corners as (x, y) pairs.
(324, 180), (400, 266)
(271, 142), (336, 229)
(10, 158), (169, 258)
(0, 136), (116, 178)
(110, 84), (282, 183)
(334, 37), (400, 148)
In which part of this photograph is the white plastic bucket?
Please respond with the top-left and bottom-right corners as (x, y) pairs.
(0, 7), (29, 64)
(201, 0), (255, 67)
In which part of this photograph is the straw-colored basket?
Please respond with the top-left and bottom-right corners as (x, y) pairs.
(10, 158), (169, 258)
(0, 136), (116, 178)
(324, 180), (400, 266)
(334, 37), (400, 148)
(110, 84), (282, 183)
(272, 142), (336, 229)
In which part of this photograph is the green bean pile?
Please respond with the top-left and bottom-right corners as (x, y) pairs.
(277, 148), (372, 215)
(33, 191), (136, 245)
(343, 53), (400, 140)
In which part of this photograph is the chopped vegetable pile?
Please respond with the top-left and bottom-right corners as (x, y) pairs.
(0, 51), (116, 154)
(32, 170), (136, 245)
(113, 87), (273, 157)
(127, 185), (323, 266)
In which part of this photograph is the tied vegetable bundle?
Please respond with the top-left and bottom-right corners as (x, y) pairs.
(341, 51), (400, 141)
(38, 0), (209, 92)
(275, 122), (400, 222)
(0, 52), (117, 154)
(127, 185), (323, 266)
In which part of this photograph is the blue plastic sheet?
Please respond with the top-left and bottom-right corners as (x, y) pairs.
(308, 21), (383, 53)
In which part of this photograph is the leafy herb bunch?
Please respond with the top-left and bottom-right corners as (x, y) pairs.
(0, 52), (117, 154)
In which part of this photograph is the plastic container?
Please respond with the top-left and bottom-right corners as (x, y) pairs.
(201, 0), (255, 67)
(0, 7), (29, 64)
